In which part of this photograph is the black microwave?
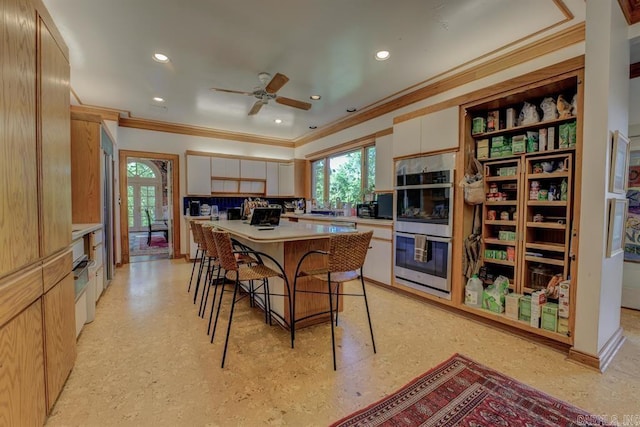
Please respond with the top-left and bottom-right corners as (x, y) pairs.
(357, 203), (377, 219)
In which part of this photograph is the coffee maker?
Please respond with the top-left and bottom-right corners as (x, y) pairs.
(189, 201), (201, 216)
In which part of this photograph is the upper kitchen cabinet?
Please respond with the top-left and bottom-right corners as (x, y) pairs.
(278, 162), (295, 196)
(240, 159), (266, 179)
(39, 17), (71, 257)
(266, 162), (279, 196)
(375, 133), (394, 191)
(393, 107), (459, 158)
(211, 156), (240, 178)
(186, 154), (212, 196)
(0, 0), (39, 277)
(70, 114), (102, 223)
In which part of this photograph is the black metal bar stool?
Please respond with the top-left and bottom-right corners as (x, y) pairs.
(187, 220), (206, 296)
(292, 230), (376, 370)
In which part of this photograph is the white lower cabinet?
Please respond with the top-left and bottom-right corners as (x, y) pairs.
(363, 238), (392, 285)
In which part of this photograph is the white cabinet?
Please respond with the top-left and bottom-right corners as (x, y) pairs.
(186, 155), (212, 195)
(358, 224), (393, 286)
(393, 117), (421, 158)
(278, 163), (295, 196)
(375, 134), (394, 191)
(211, 157), (240, 178)
(240, 160), (266, 179)
(266, 162), (279, 196)
(239, 180), (265, 194)
(420, 107), (458, 152)
(392, 107), (459, 158)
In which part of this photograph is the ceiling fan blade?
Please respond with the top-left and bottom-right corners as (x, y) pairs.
(248, 100), (264, 116)
(265, 73), (289, 94)
(275, 96), (312, 111)
(210, 88), (253, 96)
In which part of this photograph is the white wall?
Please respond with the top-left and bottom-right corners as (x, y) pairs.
(117, 127), (294, 255)
(574, 0), (629, 355)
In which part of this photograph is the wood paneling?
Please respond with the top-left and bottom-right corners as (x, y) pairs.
(39, 17), (71, 257)
(71, 119), (101, 223)
(0, 265), (42, 329)
(293, 159), (307, 198)
(0, 300), (46, 426)
(0, 0), (39, 278)
(618, 0), (640, 25)
(42, 249), (72, 294)
(71, 104), (120, 122)
(43, 273), (76, 412)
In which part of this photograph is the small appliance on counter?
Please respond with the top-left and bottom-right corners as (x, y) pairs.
(357, 202), (378, 219)
(226, 207), (242, 220)
(189, 201), (201, 216)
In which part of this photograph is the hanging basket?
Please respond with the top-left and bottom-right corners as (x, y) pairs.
(459, 157), (484, 205)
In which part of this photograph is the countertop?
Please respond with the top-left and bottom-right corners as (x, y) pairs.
(282, 213), (393, 227)
(204, 219), (356, 243)
(72, 223), (102, 241)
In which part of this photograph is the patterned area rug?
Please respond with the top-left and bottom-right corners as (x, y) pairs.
(129, 233), (169, 256)
(331, 354), (606, 427)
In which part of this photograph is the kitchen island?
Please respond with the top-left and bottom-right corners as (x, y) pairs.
(205, 219), (356, 328)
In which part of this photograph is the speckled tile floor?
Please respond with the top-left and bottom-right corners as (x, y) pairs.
(45, 259), (640, 426)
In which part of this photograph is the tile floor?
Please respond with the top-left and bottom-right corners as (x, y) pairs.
(45, 258), (640, 426)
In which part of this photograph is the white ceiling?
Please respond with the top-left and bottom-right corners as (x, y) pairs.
(43, 0), (585, 141)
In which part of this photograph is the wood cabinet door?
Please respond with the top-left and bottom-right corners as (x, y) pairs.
(40, 17), (71, 257)
(0, 0), (39, 277)
(43, 273), (76, 412)
(70, 119), (101, 223)
(0, 300), (47, 425)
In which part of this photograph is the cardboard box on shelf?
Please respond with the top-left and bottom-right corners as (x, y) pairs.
(472, 117), (486, 135)
(519, 295), (532, 322)
(506, 108), (516, 128)
(541, 302), (559, 332)
(557, 317), (570, 335)
(530, 290), (547, 328)
(548, 127), (556, 150)
(487, 110), (499, 132)
(505, 293), (522, 320)
(512, 135), (526, 154)
(477, 139), (489, 159)
(558, 280), (570, 318)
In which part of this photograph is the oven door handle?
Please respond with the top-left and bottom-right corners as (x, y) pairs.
(395, 232), (452, 243)
(394, 183), (453, 190)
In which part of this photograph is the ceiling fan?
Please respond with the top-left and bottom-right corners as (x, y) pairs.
(211, 72), (312, 116)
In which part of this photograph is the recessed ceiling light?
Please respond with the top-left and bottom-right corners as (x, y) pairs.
(153, 52), (170, 63)
(375, 50), (390, 61)
(274, 119), (283, 124)
(153, 97), (165, 102)
(346, 107), (357, 113)
(309, 125), (317, 129)
(310, 95), (321, 100)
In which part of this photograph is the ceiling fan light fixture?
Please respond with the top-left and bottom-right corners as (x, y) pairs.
(375, 50), (390, 61)
(310, 95), (321, 100)
(153, 96), (165, 102)
(346, 107), (357, 113)
(274, 119), (282, 124)
(152, 52), (170, 63)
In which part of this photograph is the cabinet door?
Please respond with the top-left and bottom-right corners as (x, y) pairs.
(240, 159), (266, 179)
(392, 117), (421, 158)
(363, 238), (392, 285)
(0, 300), (46, 425)
(212, 157), (240, 178)
(375, 134), (394, 191)
(186, 155), (212, 195)
(40, 18), (71, 257)
(43, 273), (76, 412)
(223, 180), (239, 193)
(266, 162), (279, 196)
(239, 181), (252, 193)
(278, 163), (294, 196)
(420, 107), (459, 153)
(0, 0), (39, 277)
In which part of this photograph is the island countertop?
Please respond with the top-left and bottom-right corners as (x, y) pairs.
(203, 218), (355, 243)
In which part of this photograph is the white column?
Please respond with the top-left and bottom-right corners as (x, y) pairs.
(574, 0), (629, 357)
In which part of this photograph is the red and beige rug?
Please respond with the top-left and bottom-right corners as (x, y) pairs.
(331, 354), (606, 427)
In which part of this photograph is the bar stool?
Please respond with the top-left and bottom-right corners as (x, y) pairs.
(292, 230), (375, 370)
(190, 222), (208, 304)
(198, 225), (221, 318)
(187, 220), (204, 298)
(209, 230), (293, 368)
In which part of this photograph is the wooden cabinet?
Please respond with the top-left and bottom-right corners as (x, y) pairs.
(70, 116), (101, 223)
(0, 300), (47, 425)
(461, 70), (582, 344)
(43, 273), (76, 412)
(393, 107), (458, 158)
(186, 154), (212, 196)
(0, 0), (39, 277)
(40, 17), (72, 257)
(375, 133), (394, 191)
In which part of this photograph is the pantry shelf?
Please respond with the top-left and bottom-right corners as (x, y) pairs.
(526, 221), (566, 230)
(485, 220), (517, 226)
(484, 238), (516, 246)
(526, 242), (566, 252)
(471, 116), (577, 139)
(524, 255), (565, 266)
(526, 200), (567, 207)
(527, 171), (570, 180)
(485, 200), (518, 206)
(486, 175), (518, 182)
(484, 258), (515, 266)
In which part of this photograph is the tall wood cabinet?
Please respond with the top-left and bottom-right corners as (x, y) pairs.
(0, 0), (74, 423)
(459, 65), (583, 344)
(70, 114), (103, 223)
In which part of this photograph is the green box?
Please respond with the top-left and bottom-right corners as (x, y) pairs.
(490, 147), (502, 158)
(472, 117), (486, 134)
(477, 139), (489, 159)
(519, 295), (532, 322)
(512, 135), (526, 154)
(484, 249), (494, 259)
(541, 302), (559, 332)
(557, 317), (570, 335)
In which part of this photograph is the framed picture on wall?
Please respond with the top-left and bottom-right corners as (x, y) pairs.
(607, 198), (628, 258)
(609, 130), (630, 194)
(625, 149), (640, 262)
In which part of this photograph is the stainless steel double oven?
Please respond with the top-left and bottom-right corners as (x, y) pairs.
(394, 153), (455, 299)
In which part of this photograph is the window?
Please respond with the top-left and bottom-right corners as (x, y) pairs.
(311, 145), (375, 207)
(127, 159), (163, 230)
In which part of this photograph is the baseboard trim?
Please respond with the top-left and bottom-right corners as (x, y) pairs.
(568, 327), (626, 372)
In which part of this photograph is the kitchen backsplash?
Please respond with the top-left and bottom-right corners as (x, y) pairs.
(183, 196), (304, 215)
